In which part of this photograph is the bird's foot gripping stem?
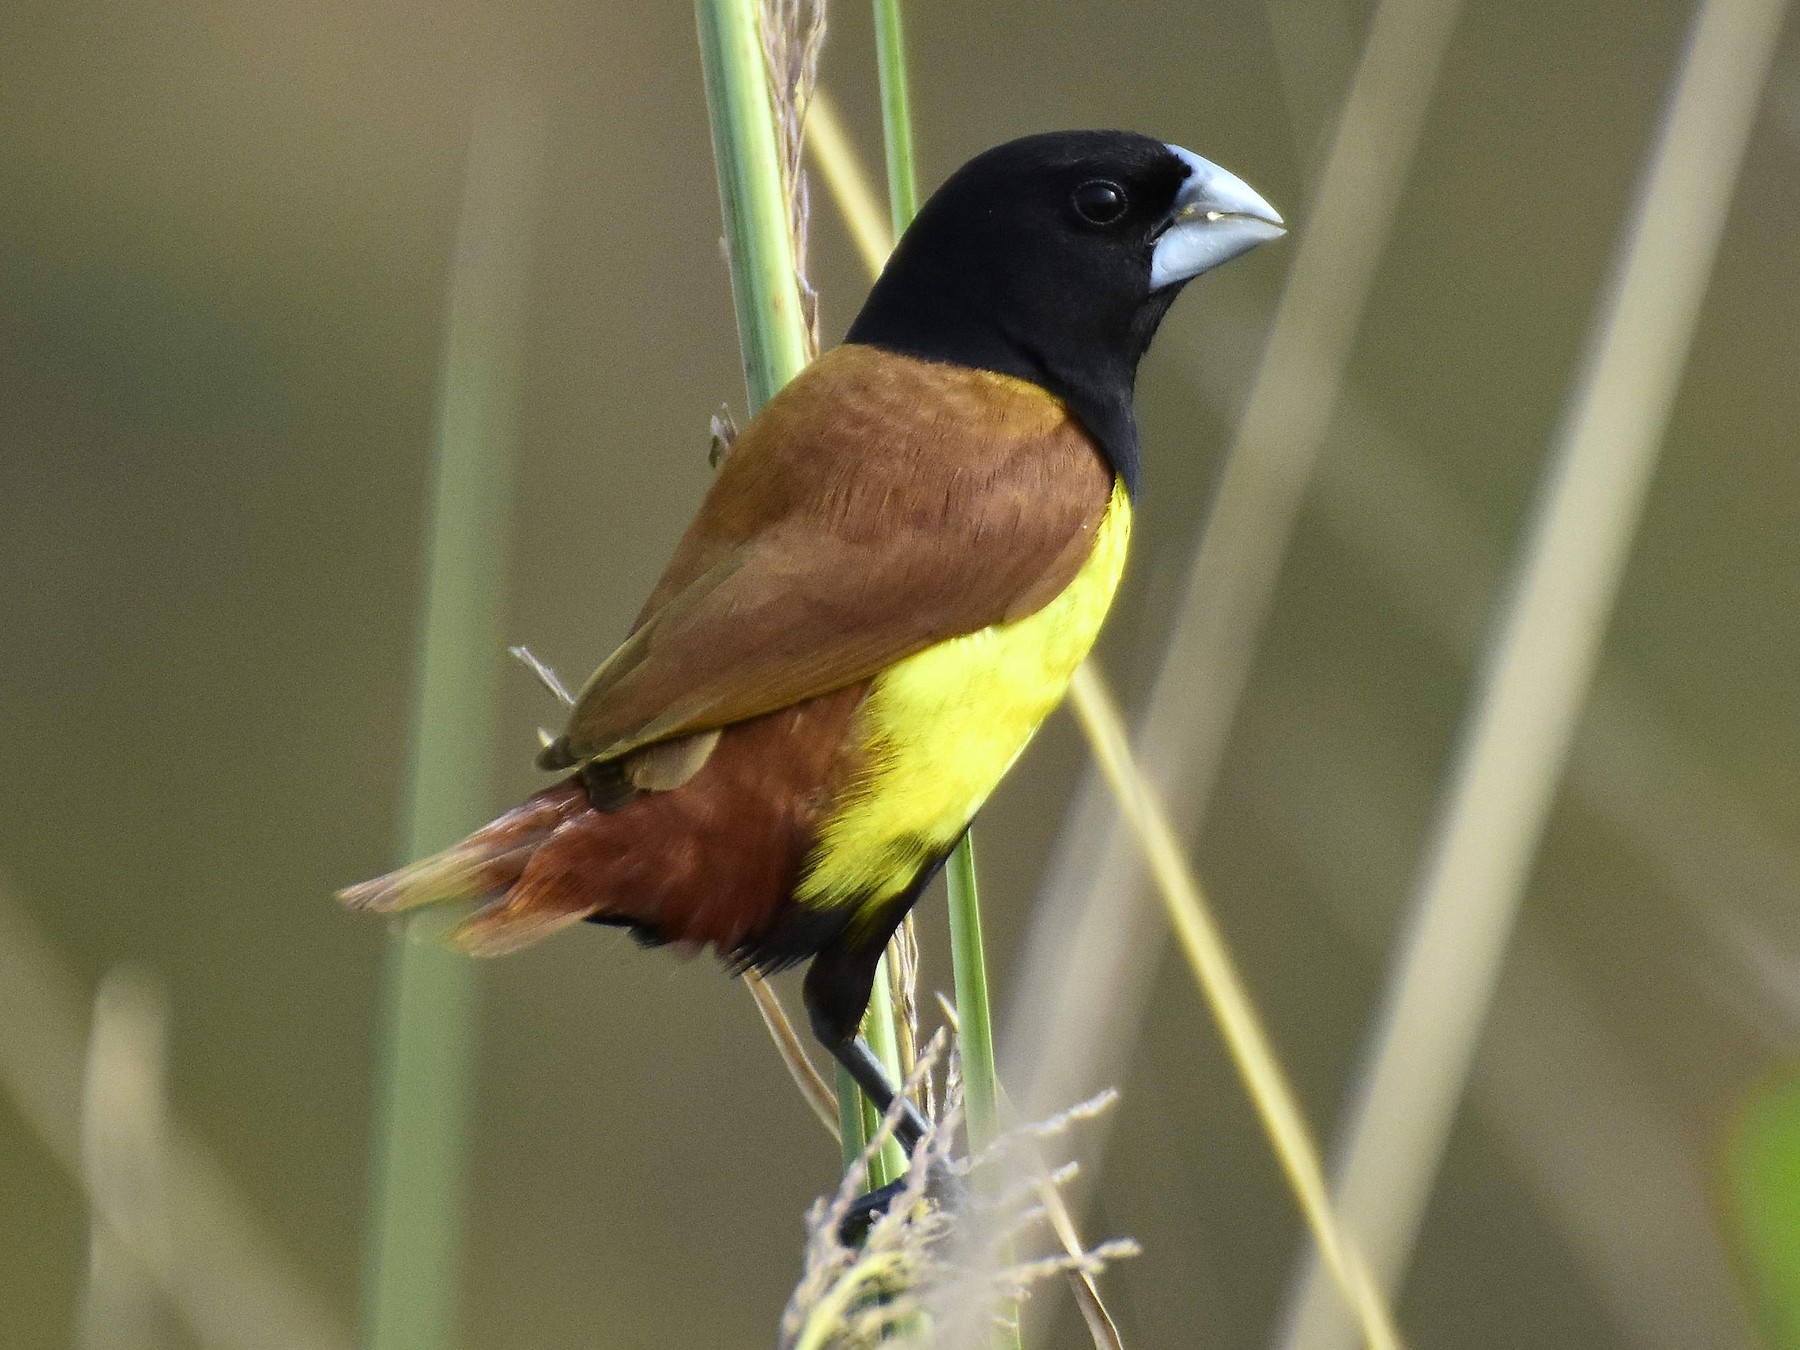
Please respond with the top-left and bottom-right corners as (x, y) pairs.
(827, 1035), (968, 1244)
(837, 1156), (967, 1246)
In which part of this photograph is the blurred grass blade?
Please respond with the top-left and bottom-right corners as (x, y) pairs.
(1243, 719), (1759, 1349)
(1184, 277), (1791, 1346)
(1005, 0), (1466, 1168)
(808, 90), (896, 264)
(1067, 668), (1403, 1350)
(80, 968), (171, 1350)
(1730, 1073), (1800, 1348)
(0, 886), (352, 1350)
(1279, 1), (1790, 1345)
(696, 0), (908, 1187)
(803, 92), (893, 269)
(362, 89), (544, 1350)
(1183, 298), (1800, 956)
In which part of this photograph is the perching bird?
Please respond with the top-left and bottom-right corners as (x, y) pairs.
(342, 130), (1282, 1160)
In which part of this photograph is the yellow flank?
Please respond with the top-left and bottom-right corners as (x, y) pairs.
(798, 478), (1132, 920)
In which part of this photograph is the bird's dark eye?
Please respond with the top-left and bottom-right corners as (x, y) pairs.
(1071, 179), (1129, 226)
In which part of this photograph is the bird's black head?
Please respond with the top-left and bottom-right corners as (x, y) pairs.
(846, 130), (1283, 492)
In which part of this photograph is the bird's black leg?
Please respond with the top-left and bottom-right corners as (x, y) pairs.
(804, 921), (955, 1241)
(800, 849), (967, 1239)
(803, 937), (930, 1155)
(834, 1033), (931, 1155)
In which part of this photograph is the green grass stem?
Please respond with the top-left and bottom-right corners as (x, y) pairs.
(695, 0), (906, 1190)
(361, 94), (541, 1350)
(869, 5), (1020, 1344)
(943, 836), (1000, 1152)
(695, 0), (812, 412)
(870, 0), (920, 236)
(859, 978), (909, 1187)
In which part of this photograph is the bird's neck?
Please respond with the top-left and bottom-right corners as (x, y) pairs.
(844, 312), (1147, 494)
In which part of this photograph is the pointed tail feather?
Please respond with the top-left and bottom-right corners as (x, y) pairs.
(336, 786), (583, 933)
(448, 897), (593, 956)
(336, 842), (536, 915)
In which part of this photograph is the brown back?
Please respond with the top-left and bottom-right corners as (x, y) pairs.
(551, 344), (1115, 766)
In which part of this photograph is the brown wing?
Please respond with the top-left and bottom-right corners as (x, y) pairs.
(542, 344), (1114, 769)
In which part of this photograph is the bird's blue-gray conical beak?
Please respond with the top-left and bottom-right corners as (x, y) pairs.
(1149, 144), (1286, 290)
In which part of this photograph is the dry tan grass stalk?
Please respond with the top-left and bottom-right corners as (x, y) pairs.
(79, 968), (171, 1350)
(758, 0), (827, 354)
(1165, 93), (1788, 1350)
(887, 914), (922, 1086)
(1065, 668), (1403, 1350)
(748, 972), (844, 1139)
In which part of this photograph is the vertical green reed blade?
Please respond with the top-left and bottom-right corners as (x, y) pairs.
(695, 0), (907, 1189)
(695, 0), (812, 413)
(871, 0), (920, 236)
(944, 835), (1001, 1153)
(871, 4), (1016, 1340)
(361, 95), (541, 1350)
(946, 832), (1024, 1350)
(857, 981), (909, 1187)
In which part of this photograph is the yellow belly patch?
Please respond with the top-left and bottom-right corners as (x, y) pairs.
(798, 479), (1132, 918)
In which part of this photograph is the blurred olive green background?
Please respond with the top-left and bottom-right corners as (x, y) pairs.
(4, 0), (1798, 1346)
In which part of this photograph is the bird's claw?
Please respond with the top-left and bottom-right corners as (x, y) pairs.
(836, 1158), (966, 1246)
